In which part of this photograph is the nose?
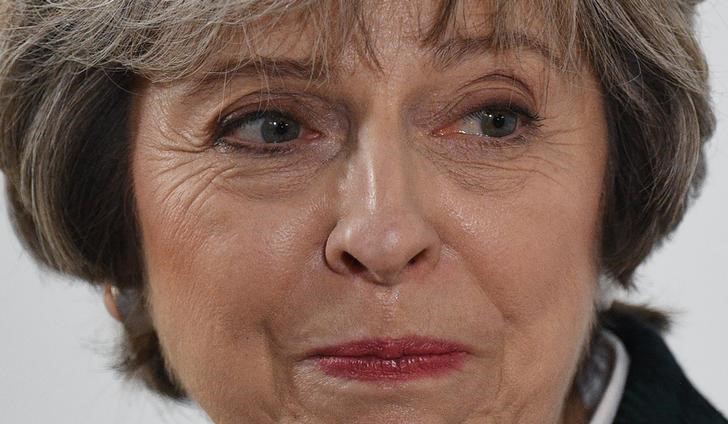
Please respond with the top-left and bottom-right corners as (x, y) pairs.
(324, 121), (442, 286)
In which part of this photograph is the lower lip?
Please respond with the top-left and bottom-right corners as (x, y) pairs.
(314, 352), (467, 381)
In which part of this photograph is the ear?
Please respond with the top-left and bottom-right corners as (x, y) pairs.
(103, 284), (124, 322)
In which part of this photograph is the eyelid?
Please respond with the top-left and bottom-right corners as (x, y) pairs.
(213, 110), (320, 156)
(218, 109), (296, 137)
(432, 99), (542, 138)
(459, 73), (538, 105)
(462, 103), (541, 125)
(208, 90), (335, 134)
(216, 102), (308, 137)
(424, 77), (536, 124)
(210, 94), (334, 154)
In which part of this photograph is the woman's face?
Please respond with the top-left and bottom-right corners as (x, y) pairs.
(130, 1), (607, 422)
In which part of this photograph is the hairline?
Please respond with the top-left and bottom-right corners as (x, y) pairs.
(172, 30), (571, 102)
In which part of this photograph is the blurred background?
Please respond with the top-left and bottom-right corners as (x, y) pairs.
(1, 1), (726, 422)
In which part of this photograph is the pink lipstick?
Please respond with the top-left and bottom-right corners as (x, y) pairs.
(309, 337), (469, 381)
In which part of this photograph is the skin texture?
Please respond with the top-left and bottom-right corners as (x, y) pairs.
(128, 1), (608, 422)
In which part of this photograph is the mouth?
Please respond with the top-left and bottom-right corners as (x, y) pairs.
(307, 336), (470, 381)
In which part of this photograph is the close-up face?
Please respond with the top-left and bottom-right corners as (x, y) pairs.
(130, 1), (608, 422)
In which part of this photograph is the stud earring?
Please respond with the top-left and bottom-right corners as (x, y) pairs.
(103, 284), (133, 322)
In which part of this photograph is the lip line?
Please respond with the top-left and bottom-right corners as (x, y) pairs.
(307, 336), (471, 360)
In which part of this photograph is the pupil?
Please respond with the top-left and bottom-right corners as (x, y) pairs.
(274, 121), (289, 135)
(261, 113), (300, 143)
(492, 114), (506, 129)
(480, 111), (517, 137)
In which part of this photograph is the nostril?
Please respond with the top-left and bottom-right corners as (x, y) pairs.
(341, 251), (365, 273)
(408, 249), (426, 266)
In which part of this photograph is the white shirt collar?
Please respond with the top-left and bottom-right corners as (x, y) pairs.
(587, 330), (630, 424)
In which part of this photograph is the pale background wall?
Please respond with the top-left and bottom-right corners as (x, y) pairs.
(1, 1), (726, 422)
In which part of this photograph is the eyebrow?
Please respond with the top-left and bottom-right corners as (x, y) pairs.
(182, 57), (329, 100)
(182, 31), (562, 99)
(429, 32), (564, 71)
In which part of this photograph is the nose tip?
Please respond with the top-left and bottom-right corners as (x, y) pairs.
(325, 211), (441, 285)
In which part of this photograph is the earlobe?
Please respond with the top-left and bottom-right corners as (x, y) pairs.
(103, 284), (123, 322)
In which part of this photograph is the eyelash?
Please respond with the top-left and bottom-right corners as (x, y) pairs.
(465, 104), (541, 126)
(212, 102), (543, 156)
(212, 109), (304, 157)
(457, 103), (544, 142)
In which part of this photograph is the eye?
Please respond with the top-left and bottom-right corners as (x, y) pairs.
(221, 110), (312, 145)
(457, 108), (520, 138)
(434, 103), (543, 141)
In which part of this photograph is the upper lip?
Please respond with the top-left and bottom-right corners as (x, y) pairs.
(307, 336), (470, 359)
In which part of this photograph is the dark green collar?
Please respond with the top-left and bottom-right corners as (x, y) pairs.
(600, 306), (727, 424)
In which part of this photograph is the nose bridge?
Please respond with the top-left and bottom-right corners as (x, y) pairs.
(352, 114), (409, 214)
(325, 109), (441, 285)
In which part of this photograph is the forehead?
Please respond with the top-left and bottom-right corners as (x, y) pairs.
(137, 0), (583, 84)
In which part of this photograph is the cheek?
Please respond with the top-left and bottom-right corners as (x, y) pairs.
(132, 150), (335, 409)
(454, 148), (605, 409)
(485, 185), (601, 321)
